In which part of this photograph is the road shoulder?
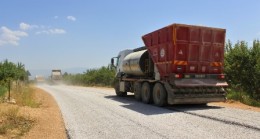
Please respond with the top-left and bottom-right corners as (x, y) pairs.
(21, 87), (67, 139)
(209, 101), (260, 112)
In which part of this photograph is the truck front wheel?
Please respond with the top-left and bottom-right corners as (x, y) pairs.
(153, 83), (167, 106)
(115, 81), (127, 97)
(141, 82), (152, 104)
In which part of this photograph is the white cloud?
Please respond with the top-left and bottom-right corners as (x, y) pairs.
(35, 30), (48, 35)
(20, 22), (39, 30)
(0, 26), (28, 46)
(36, 28), (66, 35)
(67, 16), (76, 21)
(20, 22), (30, 30)
(49, 29), (66, 34)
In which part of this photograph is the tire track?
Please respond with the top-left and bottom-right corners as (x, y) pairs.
(166, 107), (260, 132)
(95, 89), (260, 132)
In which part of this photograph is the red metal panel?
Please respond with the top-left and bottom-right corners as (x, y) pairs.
(202, 29), (213, 43)
(200, 45), (212, 62)
(176, 26), (189, 43)
(212, 45), (223, 62)
(199, 62), (210, 73)
(190, 27), (201, 43)
(159, 27), (168, 43)
(188, 44), (200, 61)
(142, 23), (226, 77)
(175, 43), (188, 61)
(152, 31), (159, 46)
(148, 46), (158, 63)
(187, 62), (199, 73)
(142, 34), (152, 47)
(214, 30), (225, 44)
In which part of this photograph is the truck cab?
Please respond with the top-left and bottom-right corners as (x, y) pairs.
(111, 49), (133, 77)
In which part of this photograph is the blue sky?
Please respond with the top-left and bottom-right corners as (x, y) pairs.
(0, 0), (260, 75)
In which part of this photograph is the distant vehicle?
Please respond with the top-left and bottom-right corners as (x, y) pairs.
(111, 23), (228, 106)
(35, 75), (45, 82)
(51, 69), (62, 80)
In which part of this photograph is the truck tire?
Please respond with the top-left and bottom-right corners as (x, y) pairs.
(115, 81), (127, 97)
(153, 83), (167, 107)
(141, 82), (152, 104)
(134, 82), (142, 101)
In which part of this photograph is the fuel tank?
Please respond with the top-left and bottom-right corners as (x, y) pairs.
(122, 50), (150, 76)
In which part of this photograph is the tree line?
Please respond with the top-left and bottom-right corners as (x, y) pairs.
(0, 59), (29, 99)
(62, 66), (115, 87)
(225, 39), (260, 104)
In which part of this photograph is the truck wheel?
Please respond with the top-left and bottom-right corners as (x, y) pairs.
(134, 82), (142, 101)
(115, 81), (127, 97)
(153, 83), (167, 107)
(141, 82), (152, 104)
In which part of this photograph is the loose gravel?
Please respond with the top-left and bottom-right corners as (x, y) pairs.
(38, 84), (260, 139)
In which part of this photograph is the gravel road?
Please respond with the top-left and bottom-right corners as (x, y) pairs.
(37, 84), (260, 139)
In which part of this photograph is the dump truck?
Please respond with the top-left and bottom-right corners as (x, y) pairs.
(35, 75), (45, 82)
(111, 23), (228, 106)
(51, 69), (62, 80)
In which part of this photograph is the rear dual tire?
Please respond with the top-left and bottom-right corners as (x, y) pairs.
(153, 83), (167, 107)
(141, 82), (153, 104)
(122, 81), (167, 107)
(134, 82), (142, 101)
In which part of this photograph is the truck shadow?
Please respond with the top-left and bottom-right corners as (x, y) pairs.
(104, 95), (223, 115)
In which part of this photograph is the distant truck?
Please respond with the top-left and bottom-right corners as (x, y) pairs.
(51, 69), (62, 80)
(35, 75), (45, 82)
(111, 23), (228, 106)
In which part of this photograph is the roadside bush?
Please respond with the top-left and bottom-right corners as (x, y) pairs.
(12, 86), (41, 108)
(226, 88), (260, 107)
(225, 39), (260, 105)
(63, 66), (115, 87)
(0, 86), (7, 98)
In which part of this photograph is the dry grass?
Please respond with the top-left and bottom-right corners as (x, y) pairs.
(0, 105), (34, 138)
(12, 85), (41, 108)
(0, 85), (67, 139)
(0, 85), (39, 138)
(21, 87), (67, 139)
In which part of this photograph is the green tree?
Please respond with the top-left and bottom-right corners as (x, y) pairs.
(0, 60), (28, 100)
(0, 59), (17, 83)
(225, 40), (260, 100)
(63, 66), (116, 87)
(250, 40), (260, 98)
(0, 60), (18, 100)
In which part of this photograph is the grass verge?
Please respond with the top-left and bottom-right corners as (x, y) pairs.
(12, 86), (41, 108)
(226, 88), (260, 107)
(0, 86), (7, 103)
(0, 106), (34, 137)
(0, 85), (39, 138)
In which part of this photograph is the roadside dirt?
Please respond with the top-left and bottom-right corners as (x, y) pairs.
(20, 87), (66, 139)
(209, 100), (260, 112)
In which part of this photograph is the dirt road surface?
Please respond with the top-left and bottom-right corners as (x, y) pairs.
(21, 87), (67, 139)
(37, 84), (260, 139)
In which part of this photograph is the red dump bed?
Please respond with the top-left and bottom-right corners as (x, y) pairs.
(142, 23), (226, 77)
